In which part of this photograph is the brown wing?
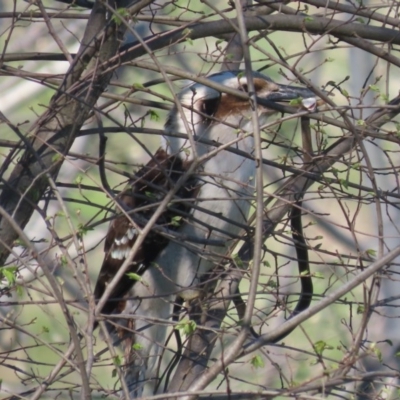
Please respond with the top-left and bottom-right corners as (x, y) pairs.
(94, 148), (196, 316)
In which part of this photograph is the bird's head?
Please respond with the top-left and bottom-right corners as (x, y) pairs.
(163, 70), (318, 157)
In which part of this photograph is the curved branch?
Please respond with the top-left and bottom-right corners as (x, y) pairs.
(3, 13), (400, 64)
(103, 14), (400, 60)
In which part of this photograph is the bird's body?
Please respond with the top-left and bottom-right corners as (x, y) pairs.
(94, 70), (316, 396)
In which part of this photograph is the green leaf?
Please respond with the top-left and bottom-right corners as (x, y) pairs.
(303, 16), (314, 22)
(113, 355), (122, 366)
(366, 249), (376, 257)
(145, 191), (157, 199)
(13, 239), (26, 247)
(314, 340), (333, 355)
(340, 179), (349, 189)
(341, 89), (349, 97)
(126, 272), (141, 281)
(357, 305), (365, 314)
(374, 346), (383, 363)
(132, 82), (145, 90)
(78, 223), (93, 237)
(175, 319), (197, 335)
(250, 354), (264, 368)
(52, 153), (62, 163)
(331, 167), (339, 175)
(369, 84), (380, 92)
(16, 285), (24, 297)
(111, 8), (130, 25)
(170, 216), (182, 227)
(289, 98), (303, 106)
(132, 343), (143, 350)
(262, 260), (271, 268)
(233, 254), (244, 268)
(380, 93), (389, 102)
(1, 266), (18, 285)
(182, 28), (193, 44)
(149, 110), (160, 122)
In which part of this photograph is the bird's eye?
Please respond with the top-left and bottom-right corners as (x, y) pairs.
(240, 82), (263, 93)
(201, 96), (220, 117)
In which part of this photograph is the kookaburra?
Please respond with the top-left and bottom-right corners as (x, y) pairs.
(94, 70), (316, 395)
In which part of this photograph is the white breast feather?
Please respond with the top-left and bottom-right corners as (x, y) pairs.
(117, 72), (276, 397)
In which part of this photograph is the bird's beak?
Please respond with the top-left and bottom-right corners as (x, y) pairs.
(266, 84), (316, 102)
(261, 84), (323, 112)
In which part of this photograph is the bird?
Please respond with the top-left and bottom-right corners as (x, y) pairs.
(93, 70), (317, 397)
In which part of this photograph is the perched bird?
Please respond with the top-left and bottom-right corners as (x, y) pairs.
(94, 70), (316, 396)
